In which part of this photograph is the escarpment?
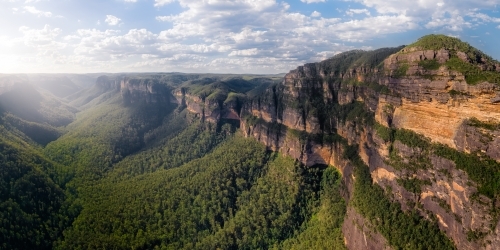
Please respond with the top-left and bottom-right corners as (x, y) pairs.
(237, 35), (500, 250)
(94, 35), (499, 250)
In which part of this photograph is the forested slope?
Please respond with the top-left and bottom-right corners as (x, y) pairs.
(2, 34), (499, 249)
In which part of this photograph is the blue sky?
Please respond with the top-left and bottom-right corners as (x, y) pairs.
(0, 0), (499, 74)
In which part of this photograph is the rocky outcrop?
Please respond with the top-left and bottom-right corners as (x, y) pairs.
(174, 90), (243, 123)
(342, 207), (392, 250)
(98, 38), (500, 250)
(238, 43), (500, 249)
(120, 78), (175, 105)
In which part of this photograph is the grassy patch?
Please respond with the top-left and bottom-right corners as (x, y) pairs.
(418, 59), (441, 70)
(433, 144), (500, 198)
(397, 178), (432, 194)
(393, 63), (409, 78)
(467, 117), (500, 131)
(445, 58), (500, 85)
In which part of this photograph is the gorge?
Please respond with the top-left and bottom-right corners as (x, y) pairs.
(1, 34), (499, 249)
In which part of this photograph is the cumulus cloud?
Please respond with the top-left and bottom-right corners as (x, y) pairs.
(346, 9), (370, 16)
(105, 15), (122, 26)
(23, 6), (52, 17)
(154, 0), (176, 7)
(4, 0), (500, 73)
(311, 11), (321, 17)
(300, 0), (326, 3)
(468, 12), (500, 23)
(18, 25), (62, 47)
(351, 0), (500, 31)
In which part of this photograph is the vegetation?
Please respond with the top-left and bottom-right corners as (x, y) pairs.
(418, 59), (441, 70)
(433, 144), (500, 198)
(397, 178), (432, 194)
(467, 117), (500, 131)
(0, 125), (71, 250)
(55, 135), (342, 249)
(374, 122), (500, 199)
(347, 145), (455, 250)
(445, 58), (500, 85)
(393, 63), (409, 78)
(9, 42), (499, 249)
(276, 167), (346, 250)
(407, 34), (481, 55)
(407, 34), (500, 85)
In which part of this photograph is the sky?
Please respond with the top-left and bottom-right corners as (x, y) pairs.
(0, 0), (499, 74)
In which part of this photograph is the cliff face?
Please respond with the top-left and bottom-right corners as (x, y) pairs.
(120, 78), (176, 105)
(239, 37), (500, 249)
(173, 89), (241, 123)
(88, 36), (500, 249)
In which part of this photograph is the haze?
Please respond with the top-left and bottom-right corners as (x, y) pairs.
(0, 0), (499, 74)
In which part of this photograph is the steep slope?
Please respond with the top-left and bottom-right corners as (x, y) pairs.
(41, 73), (340, 249)
(240, 34), (500, 249)
(1, 34), (499, 250)
(0, 122), (72, 250)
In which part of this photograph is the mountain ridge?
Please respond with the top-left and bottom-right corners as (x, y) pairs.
(1, 34), (499, 249)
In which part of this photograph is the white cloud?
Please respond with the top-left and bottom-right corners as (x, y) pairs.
(301, 0), (326, 3)
(18, 25), (62, 47)
(105, 15), (122, 26)
(351, 0), (500, 31)
(154, 0), (176, 7)
(228, 48), (259, 57)
(123, 0), (137, 2)
(3, 0), (500, 73)
(346, 9), (370, 16)
(156, 16), (174, 22)
(311, 11), (321, 17)
(425, 14), (471, 31)
(468, 12), (500, 23)
(22, 6), (52, 17)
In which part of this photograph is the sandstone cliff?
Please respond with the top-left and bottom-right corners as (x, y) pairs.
(238, 35), (500, 249)
(86, 35), (500, 249)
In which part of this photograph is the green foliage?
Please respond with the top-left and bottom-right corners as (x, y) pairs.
(57, 136), (270, 250)
(347, 145), (455, 250)
(0, 125), (70, 250)
(352, 46), (405, 68)
(197, 155), (327, 250)
(407, 34), (479, 54)
(366, 82), (391, 95)
(393, 63), (409, 78)
(397, 178), (432, 194)
(445, 58), (500, 85)
(467, 117), (500, 131)
(374, 121), (500, 199)
(374, 122), (394, 142)
(433, 144), (500, 198)
(56, 136), (338, 250)
(243, 114), (264, 127)
(467, 229), (488, 242)
(287, 128), (309, 143)
(276, 167), (346, 250)
(387, 147), (431, 171)
(406, 34), (500, 85)
(109, 117), (229, 179)
(44, 101), (175, 181)
(2, 113), (61, 146)
(418, 59), (441, 70)
(394, 128), (431, 149)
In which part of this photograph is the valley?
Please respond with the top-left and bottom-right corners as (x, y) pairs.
(1, 35), (499, 249)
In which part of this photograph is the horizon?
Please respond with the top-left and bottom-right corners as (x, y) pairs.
(1, 0), (499, 74)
